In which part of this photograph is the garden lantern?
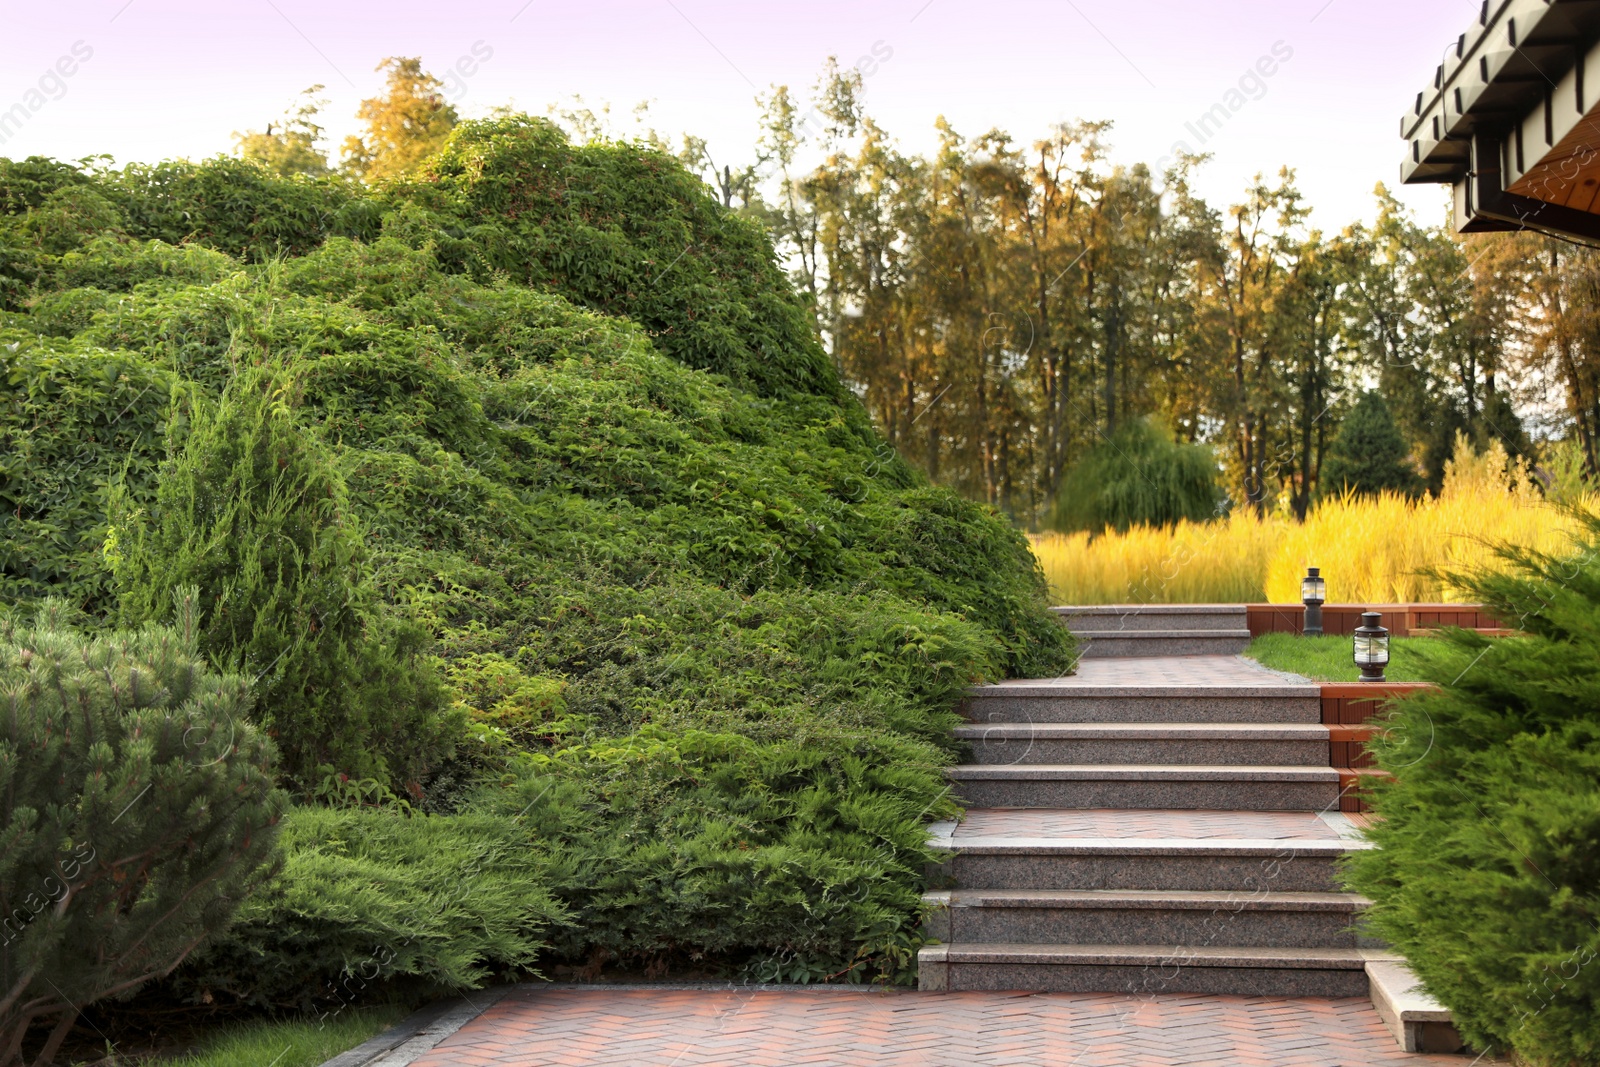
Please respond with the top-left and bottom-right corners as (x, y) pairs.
(1353, 611), (1389, 682)
(1300, 567), (1326, 637)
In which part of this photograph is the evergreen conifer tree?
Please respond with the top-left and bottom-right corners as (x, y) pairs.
(1319, 391), (1422, 498)
(1345, 520), (1600, 1065)
(109, 365), (454, 787)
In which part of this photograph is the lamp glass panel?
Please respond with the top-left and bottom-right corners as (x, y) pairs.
(1354, 634), (1390, 666)
(1301, 576), (1326, 601)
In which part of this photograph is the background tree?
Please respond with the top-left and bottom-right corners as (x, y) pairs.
(232, 85), (331, 178)
(1318, 390), (1421, 498)
(341, 58), (457, 182)
(1052, 417), (1221, 533)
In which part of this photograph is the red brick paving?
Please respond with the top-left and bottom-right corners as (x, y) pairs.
(408, 986), (1478, 1066)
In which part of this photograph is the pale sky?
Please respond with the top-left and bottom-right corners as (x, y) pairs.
(0, 0), (1476, 230)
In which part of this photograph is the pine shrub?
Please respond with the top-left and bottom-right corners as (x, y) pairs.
(1344, 517), (1600, 1065)
(0, 598), (285, 1067)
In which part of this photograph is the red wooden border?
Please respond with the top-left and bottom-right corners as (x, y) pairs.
(1321, 682), (1437, 812)
(1246, 603), (1504, 638)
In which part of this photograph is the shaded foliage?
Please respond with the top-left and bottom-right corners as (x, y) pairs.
(1344, 519), (1600, 1065)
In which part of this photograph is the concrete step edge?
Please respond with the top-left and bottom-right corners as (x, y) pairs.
(947, 764), (1341, 782)
(941, 836), (1365, 856)
(1368, 960), (1463, 1053)
(1071, 629), (1254, 639)
(920, 943), (1381, 969)
(1052, 605), (1249, 616)
(965, 685), (1321, 699)
(923, 889), (1371, 911)
(953, 723), (1330, 740)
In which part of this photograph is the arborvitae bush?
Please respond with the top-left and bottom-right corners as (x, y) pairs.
(109, 365), (456, 786)
(1320, 391), (1423, 498)
(0, 598), (285, 1067)
(1053, 418), (1222, 534)
(1344, 518), (1600, 1065)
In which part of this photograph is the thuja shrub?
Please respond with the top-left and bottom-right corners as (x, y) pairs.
(110, 364), (457, 786)
(1344, 518), (1600, 1066)
(0, 598), (284, 1067)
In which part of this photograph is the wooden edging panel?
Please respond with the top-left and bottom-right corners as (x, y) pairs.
(1245, 603), (1502, 638)
(1321, 682), (1438, 812)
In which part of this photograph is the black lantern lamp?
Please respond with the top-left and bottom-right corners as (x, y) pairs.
(1300, 567), (1326, 637)
(1353, 611), (1390, 682)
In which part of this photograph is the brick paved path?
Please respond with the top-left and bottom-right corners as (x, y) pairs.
(409, 986), (1479, 1066)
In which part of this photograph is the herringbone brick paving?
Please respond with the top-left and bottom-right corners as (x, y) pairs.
(953, 809), (1342, 840)
(408, 986), (1479, 1066)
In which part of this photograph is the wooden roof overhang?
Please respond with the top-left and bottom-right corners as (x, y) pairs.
(1403, 0), (1600, 242)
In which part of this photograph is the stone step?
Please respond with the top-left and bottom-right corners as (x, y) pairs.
(1072, 630), (1254, 658)
(963, 687), (1322, 724)
(930, 834), (1357, 893)
(953, 723), (1329, 767)
(922, 888), (1371, 948)
(1052, 605), (1248, 633)
(1368, 960), (1467, 1053)
(918, 943), (1378, 996)
(947, 764), (1342, 811)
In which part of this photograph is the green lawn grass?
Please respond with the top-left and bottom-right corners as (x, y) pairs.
(153, 1006), (407, 1067)
(1245, 633), (1436, 683)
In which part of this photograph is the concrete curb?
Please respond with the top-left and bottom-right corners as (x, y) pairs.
(317, 987), (512, 1067)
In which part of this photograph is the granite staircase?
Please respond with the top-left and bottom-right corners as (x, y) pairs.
(1055, 604), (1252, 658)
(919, 630), (1466, 1052)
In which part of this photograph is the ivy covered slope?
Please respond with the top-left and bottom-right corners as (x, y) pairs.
(0, 118), (1073, 982)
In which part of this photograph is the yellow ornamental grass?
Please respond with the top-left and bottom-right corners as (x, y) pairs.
(1032, 510), (1278, 605)
(1034, 437), (1596, 606)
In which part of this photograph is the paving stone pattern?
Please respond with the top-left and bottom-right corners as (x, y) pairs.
(407, 986), (1476, 1066)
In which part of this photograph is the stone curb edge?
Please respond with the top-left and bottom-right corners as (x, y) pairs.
(316, 986), (513, 1067)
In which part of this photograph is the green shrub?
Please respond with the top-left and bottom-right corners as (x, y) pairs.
(393, 116), (835, 397)
(0, 138), (1072, 987)
(0, 340), (178, 609)
(1053, 417), (1222, 534)
(109, 364), (457, 786)
(180, 805), (568, 1013)
(1344, 519), (1600, 1065)
(0, 598), (285, 1067)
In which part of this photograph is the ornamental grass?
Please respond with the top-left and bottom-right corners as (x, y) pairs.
(1034, 438), (1597, 605)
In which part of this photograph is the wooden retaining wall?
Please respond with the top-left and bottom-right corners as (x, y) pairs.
(1247, 604), (1504, 638)
(1322, 683), (1437, 813)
